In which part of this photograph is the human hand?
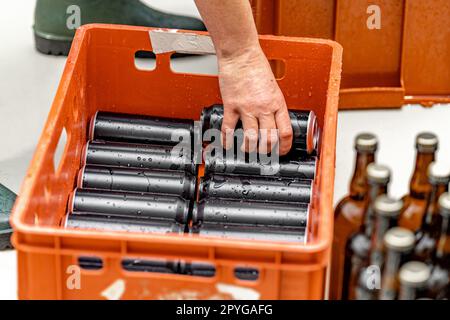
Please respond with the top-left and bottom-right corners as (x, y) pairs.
(217, 46), (293, 155)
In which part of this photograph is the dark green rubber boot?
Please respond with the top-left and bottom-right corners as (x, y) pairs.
(0, 184), (17, 250)
(34, 0), (206, 56)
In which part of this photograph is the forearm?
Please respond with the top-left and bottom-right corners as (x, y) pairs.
(194, 0), (293, 155)
(194, 0), (260, 61)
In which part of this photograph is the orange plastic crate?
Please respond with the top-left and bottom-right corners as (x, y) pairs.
(251, 0), (450, 109)
(11, 25), (342, 300)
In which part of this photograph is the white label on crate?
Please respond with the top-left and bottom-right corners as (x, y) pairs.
(149, 29), (216, 55)
(216, 283), (260, 300)
(101, 279), (126, 300)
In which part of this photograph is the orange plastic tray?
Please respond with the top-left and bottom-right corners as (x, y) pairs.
(251, 0), (450, 109)
(11, 25), (342, 300)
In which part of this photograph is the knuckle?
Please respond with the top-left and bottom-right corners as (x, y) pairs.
(279, 128), (293, 140)
(221, 123), (234, 131)
(246, 133), (258, 143)
(248, 136), (258, 144)
(221, 127), (235, 139)
(224, 99), (240, 108)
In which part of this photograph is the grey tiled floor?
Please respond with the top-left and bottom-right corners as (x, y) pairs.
(1, 0), (449, 300)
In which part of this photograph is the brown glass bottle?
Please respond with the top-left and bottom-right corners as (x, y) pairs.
(379, 227), (415, 300)
(342, 163), (390, 300)
(413, 163), (450, 264)
(427, 193), (450, 300)
(398, 261), (431, 300)
(355, 196), (403, 300)
(330, 133), (377, 300)
(399, 133), (438, 231)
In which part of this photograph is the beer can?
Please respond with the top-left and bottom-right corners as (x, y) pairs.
(65, 212), (185, 234)
(191, 223), (306, 243)
(78, 165), (196, 199)
(82, 141), (196, 174)
(201, 105), (319, 154)
(90, 111), (193, 146)
(199, 174), (312, 203)
(69, 189), (190, 224)
(192, 198), (308, 228)
(204, 154), (317, 179)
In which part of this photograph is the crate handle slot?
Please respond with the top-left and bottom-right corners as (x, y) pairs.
(121, 259), (216, 278)
(148, 30), (285, 78)
(170, 54), (219, 76)
(180, 262), (216, 278)
(53, 127), (68, 173)
(134, 50), (156, 71)
(78, 256), (103, 270)
(234, 267), (259, 281)
(121, 258), (178, 274)
(148, 30), (296, 83)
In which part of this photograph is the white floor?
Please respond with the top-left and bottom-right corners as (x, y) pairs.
(0, 0), (449, 300)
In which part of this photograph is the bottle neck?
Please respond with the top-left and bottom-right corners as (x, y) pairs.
(421, 183), (448, 236)
(435, 215), (450, 267)
(349, 152), (375, 200)
(363, 183), (388, 235)
(370, 214), (398, 266)
(398, 283), (426, 300)
(380, 249), (411, 300)
(409, 152), (435, 198)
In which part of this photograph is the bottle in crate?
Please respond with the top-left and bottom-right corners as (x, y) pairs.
(379, 228), (415, 300)
(398, 261), (432, 300)
(342, 163), (391, 300)
(354, 195), (402, 300)
(426, 193), (450, 300)
(399, 133), (438, 231)
(330, 133), (377, 300)
(413, 163), (450, 264)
